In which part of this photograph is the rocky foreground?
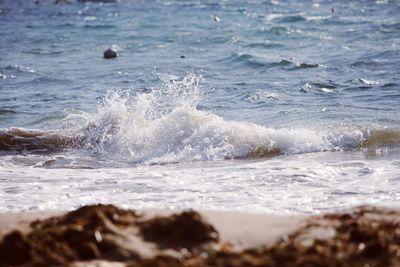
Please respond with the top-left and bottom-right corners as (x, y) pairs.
(0, 205), (399, 266)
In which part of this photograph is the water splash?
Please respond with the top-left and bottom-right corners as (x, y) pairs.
(1, 74), (400, 166)
(64, 74), (399, 165)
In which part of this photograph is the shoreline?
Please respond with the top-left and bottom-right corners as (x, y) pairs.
(1, 205), (399, 266)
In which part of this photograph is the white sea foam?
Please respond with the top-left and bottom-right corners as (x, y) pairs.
(61, 74), (397, 165)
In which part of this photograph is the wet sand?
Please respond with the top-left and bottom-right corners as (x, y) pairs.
(0, 205), (399, 266)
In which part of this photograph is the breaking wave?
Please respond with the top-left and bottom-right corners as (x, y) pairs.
(1, 74), (399, 165)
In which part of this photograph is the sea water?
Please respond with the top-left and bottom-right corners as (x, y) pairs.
(0, 0), (400, 213)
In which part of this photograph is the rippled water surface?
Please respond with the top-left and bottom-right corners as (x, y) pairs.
(0, 0), (400, 213)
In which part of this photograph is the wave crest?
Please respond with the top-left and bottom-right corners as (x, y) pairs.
(1, 75), (399, 165)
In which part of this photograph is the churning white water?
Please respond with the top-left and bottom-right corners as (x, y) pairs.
(1, 74), (399, 213)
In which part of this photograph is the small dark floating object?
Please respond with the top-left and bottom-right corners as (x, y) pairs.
(78, 0), (116, 2)
(103, 48), (117, 59)
(180, 55), (185, 59)
(54, 0), (71, 4)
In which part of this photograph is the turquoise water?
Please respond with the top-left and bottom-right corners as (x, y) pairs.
(0, 0), (400, 213)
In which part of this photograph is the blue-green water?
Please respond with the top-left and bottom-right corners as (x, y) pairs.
(0, 0), (399, 213)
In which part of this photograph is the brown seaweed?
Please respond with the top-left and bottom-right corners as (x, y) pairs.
(1, 205), (400, 267)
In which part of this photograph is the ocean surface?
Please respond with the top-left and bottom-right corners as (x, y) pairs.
(1, 0), (400, 213)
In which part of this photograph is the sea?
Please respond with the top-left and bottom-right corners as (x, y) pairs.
(1, 0), (400, 214)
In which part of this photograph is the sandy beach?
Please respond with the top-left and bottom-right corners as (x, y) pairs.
(1, 205), (399, 266)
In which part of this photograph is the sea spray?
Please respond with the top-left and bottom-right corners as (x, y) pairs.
(55, 74), (399, 165)
(0, 74), (398, 166)
(63, 74), (205, 162)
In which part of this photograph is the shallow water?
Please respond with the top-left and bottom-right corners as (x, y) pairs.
(0, 0), (400, 213)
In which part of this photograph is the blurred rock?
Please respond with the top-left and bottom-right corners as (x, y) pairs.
(78, 0), (116, 2)
(103, 48), (117, 59)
